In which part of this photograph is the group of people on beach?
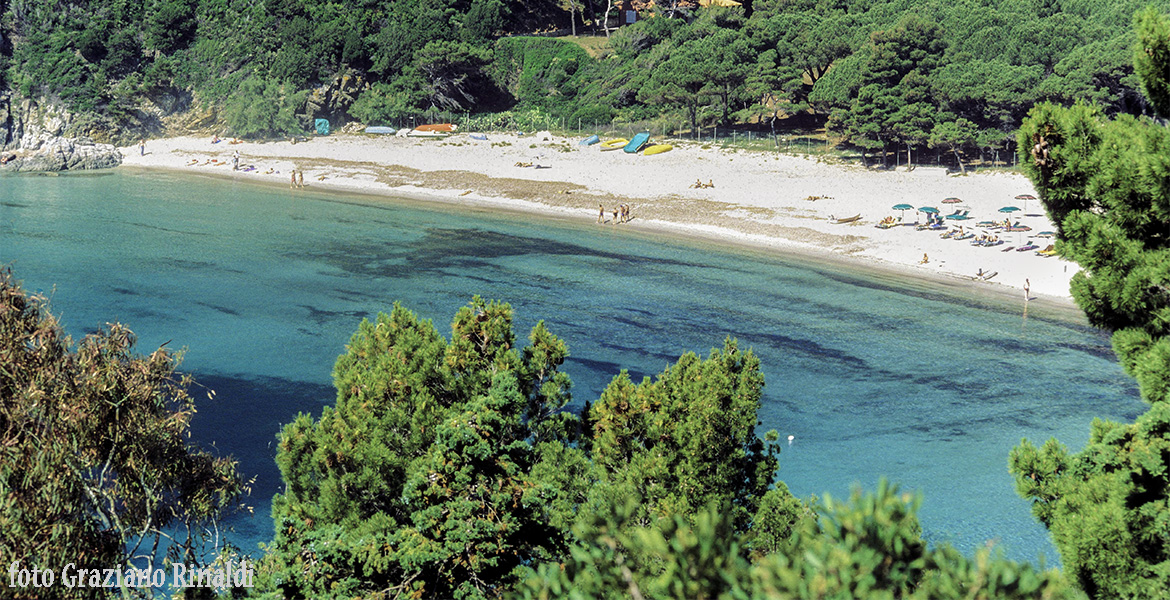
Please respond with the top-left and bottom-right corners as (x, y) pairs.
(599, 203), (632, 224)
(290, 171), (305, 188)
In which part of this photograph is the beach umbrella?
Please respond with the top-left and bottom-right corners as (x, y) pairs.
(942, 197), (962, 204)
(919, 206), (939, 214)
(893, 203), (914, 219)
(999, 207), (1020, 226)
(1015, 194), (1037, 212)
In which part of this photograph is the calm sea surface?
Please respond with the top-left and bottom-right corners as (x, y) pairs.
(1, 169), (1144, 564)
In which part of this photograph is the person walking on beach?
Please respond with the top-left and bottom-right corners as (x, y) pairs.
(598, 204), (605, 223)
(1024, 278), (1031, 301)
(297, 171), (304, 188)
(138, 139), (145, 156)
(232, 150), (240, 171)
(612, 207), (620, 224)
(291, 172), (297, 189)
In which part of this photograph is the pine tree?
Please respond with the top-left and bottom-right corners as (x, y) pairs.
(1009, 7), (1170, 598)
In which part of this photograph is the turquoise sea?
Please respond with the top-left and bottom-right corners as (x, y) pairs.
(1, 169), (1144, 564)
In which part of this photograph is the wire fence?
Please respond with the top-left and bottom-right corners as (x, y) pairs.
(360, 111), (1019, 170)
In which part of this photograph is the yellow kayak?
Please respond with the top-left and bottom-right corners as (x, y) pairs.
(600, 138), (629, 151)
(643, 144), (673, 155)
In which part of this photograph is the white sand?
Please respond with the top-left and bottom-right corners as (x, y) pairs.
(120, 133), (1076, 300)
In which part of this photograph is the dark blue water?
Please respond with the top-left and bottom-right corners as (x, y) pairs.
(1, 169), (1143, 564)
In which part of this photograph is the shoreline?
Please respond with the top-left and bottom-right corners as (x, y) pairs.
(116, 133), (1080, 305)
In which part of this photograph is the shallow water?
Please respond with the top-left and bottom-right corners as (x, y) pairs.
(1, 170), (1143, 564)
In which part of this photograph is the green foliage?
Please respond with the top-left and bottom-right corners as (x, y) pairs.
(6, 0), (1170, 153)
(586, 338), (778, 534)
(144, 0), (197, 55)
(1010, 406), (1170, 598)
(349, 80), (429, 125)
(1017, 100), (1170, 394)
(257, 298), (582, 599)
(413, 40), (497, 112)
(491, 37), (596, 117)
(929, 117), (979, 172)
(463, 108), (571, 133)
(0, 268), (244, 594)
(518, 499), (758, 600)
(222, 76), (308, 138)
(1136, 6), (1170, 117)
(829, 14), (946, 157)
(1010, 7), (1170, 599)
(520, 481), (1074, 600)
(745, 482), (811, 557)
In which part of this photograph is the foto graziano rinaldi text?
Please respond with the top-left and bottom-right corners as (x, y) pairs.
(8, 559), (254, 590)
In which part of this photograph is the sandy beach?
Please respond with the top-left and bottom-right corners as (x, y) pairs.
(118, 132), (1077, 299)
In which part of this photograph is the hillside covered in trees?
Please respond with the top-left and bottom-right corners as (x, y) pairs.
(1, 0), (1167, 166)
(3, 1), (1170, 598)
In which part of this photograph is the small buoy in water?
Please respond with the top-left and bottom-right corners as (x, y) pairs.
(787, 435), (795, 445)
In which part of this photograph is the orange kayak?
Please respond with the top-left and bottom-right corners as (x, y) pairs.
(414, 123), (457, 132)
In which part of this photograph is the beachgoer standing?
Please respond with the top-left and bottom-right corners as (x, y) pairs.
(297, 171), (304, 188)
(291, 172), (297, 189)
(232, 150), (240, 171)
(598, 204), (605, 224)
(612, 207), (620, 223)
(1024, 278), (1031, 301)
(138, 139), (145, 156)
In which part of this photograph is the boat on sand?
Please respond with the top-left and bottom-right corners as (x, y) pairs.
(624, 132), (651, 153)
(407, 129), (451, 138)
(415, 123), (457, 132)
(831, 214), (861, 224)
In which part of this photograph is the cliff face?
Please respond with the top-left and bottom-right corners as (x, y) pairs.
(0, 94), (123, 172)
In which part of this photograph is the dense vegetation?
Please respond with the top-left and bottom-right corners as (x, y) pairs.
(1006, 6), (1170, 598)
(3, 0), (1168, 164)
(250, 297), (1074, 599)
(4, 1), (1170, 598)
(0, 268), (245, 599)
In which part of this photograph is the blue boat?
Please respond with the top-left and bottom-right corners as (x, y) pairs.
(623, 132), (651, 153)
(579, 134), (600, 146)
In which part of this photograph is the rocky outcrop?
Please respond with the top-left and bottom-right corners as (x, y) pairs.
(1, 136), (122, 172)
(0, 96), (123, 172)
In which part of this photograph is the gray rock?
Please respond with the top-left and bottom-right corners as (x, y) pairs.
(0, 136), (122, 172)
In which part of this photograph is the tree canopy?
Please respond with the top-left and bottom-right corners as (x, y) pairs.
(250, 296), (1080, 599)
(1008, 5), (1170, 598)
(4, 0), (1170, 157)
(0, 267), (244, 599)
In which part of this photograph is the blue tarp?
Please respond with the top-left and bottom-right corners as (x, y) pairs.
(315, 119), (330, 135)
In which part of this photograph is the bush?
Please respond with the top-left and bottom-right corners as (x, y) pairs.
(222, 76), (308, 138)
